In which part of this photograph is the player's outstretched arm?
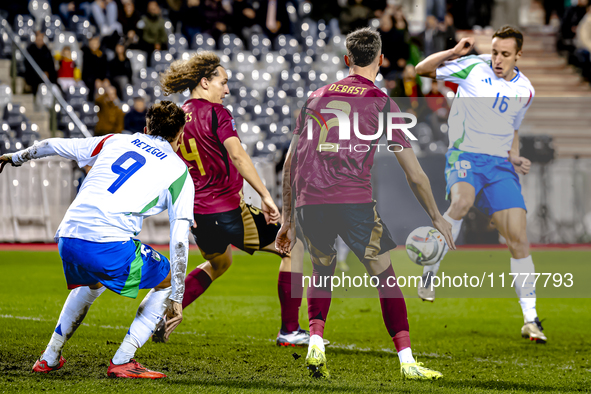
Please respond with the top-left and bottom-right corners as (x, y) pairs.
(415, 37), (475, 78)
(223, 136), (280, 223)
(164, 218), (191, 340)
(394, 148), (456, 250)
(0, 136), (110, 173)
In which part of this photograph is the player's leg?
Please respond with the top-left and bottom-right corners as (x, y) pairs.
(419, 150), (481, 301)
(34, 237), (112, 373)
(481, 162), (545, 343)
(182, 246), (233, 309)
(345, 203), (442, 380)
(181, 209), (238, 311)
(297, 204), (338, 378)
(492, 207), (546, 343)
(109, 243), (174, 378)
(35, 282), (106, 372)
(335, 236), (351, 272)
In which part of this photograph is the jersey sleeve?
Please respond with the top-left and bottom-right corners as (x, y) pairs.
(513, 88), (535, 130)
(436, 55), (487, 86)
(166, 167), (195, 223)
(385, 98), (413, 149)
(213, 106), (239, 144)
(11, 135), (114, 167)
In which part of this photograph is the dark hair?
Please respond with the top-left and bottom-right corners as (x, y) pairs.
(145, 101), (186, 142)
(493, 25), (523, 52)
(345, 27), (382, 67)
(160, 51), (222, 95)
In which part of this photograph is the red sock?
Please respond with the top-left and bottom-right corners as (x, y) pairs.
(375, 265), (410, 349)
(278, 271), (303, 332)
(307, 262), (336, 337)
(182, 267), (213, 309)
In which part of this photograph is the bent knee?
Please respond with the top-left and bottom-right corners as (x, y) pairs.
(449, 196), (474, 217)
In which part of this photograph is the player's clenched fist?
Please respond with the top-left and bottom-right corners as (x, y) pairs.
(509, 156), (531, 175)
(0, 153), (17, 173)
(451, 37), (475, 58)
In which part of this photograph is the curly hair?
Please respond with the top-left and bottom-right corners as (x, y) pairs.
(493, 25), (523, 52)
(145, 101), (186, 142)
(160, 51), (222, 95)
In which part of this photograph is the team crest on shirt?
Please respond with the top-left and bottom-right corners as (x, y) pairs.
(231, 119), (236, 131)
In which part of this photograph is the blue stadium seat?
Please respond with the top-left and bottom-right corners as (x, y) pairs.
(168, 33), (188, 58)
(274, 35), (299, 60)
(2, 104), (28, 129)
(13, 15), (35, 39)
(71, 16), (92, 42)
(190, 33), (216, 51)
(43, 14), (62, 41)
(80, 102), (99, 129)
(151, 50), (174, 72)
(64, 85), (89, 111)
(219, 34), (244, 59)
(249, 34), (271, 60)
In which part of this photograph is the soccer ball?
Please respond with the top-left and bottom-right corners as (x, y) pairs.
(405, 226), (446, 266)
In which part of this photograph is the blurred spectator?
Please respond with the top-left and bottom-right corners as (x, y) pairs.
(91, 0), (123, 37)
(82, 36), (108, 99)
(340, 0), (373, 34)
(261, 0), (290, 37)
(231, 0), (259, 41)
(379, 5), (410, 78)
(200, 0), (231, 38)
(56, 46), (81, 91)
(426, 0), (446, 21)
(181, 0), (205, 40)
(441, 13), (457, 50)
(108, 41), (133, 99)
(119, 0), (141, 46)
(309, 0), (342, 23)
(138, 0), (168, 54)
(25, 31), (57, 96)
(575, 5), (591, 79)
(165, 0), (183, 32)
(418, 15), (445, 57)
(55, 0), (92, 29)
(544, 0), (565, 25)
(425, 82), (448, 113)
(559, 0), (589, 53)
(124, 96), (147, 133)
(95, 86), (124, 135)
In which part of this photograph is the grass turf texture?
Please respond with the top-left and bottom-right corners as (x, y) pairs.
(0, 249), (590, 393)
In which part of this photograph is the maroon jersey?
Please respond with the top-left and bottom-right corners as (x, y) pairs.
(179, 98), (243, 214)
(291, 74), (411, 207)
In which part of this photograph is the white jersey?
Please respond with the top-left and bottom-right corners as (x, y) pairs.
(436, 54), (535, 158)
(11, 133), (195, 302)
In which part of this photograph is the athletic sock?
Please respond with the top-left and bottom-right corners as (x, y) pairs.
(423, 212), (463, 277)
(182, 267), (213, 309)
(374, 265), (411, 348)
(42, 286), (106, 366)
(112, 287), (171, 365)
(307, 260), (336, 339)
(307, 334), (325, 356)
(278, 271), (303, 332)
(510, 255), (537, 323)
(397, 347), (416, 364)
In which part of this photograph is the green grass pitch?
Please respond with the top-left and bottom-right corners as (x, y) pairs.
(0, 248), (590, 393)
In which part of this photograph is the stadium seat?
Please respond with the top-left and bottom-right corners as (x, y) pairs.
(168, 33), (188, 58)
(219, 33), (244, 59)
(54, 32), (81, 56)
(71, 16), (92, 42)
(249, 34), (271, 60)
(0, 84), (12, 116)
(63, 121), (92, 138)
(274, 35), (299, 61)
(126, 49), (148, 82)
(80, 102), (98, 129)
(190, 33), (216, 51)
(2, 104), (28, 129)
(13, 15), (35, 39)
(139, 67), (159, 83)
(28, 0), (52, 27)
(64, 85), (89, 111)
(43, 14), (62, 41)
(151, 50), (174, 72)
(18, 123), (41, 147)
